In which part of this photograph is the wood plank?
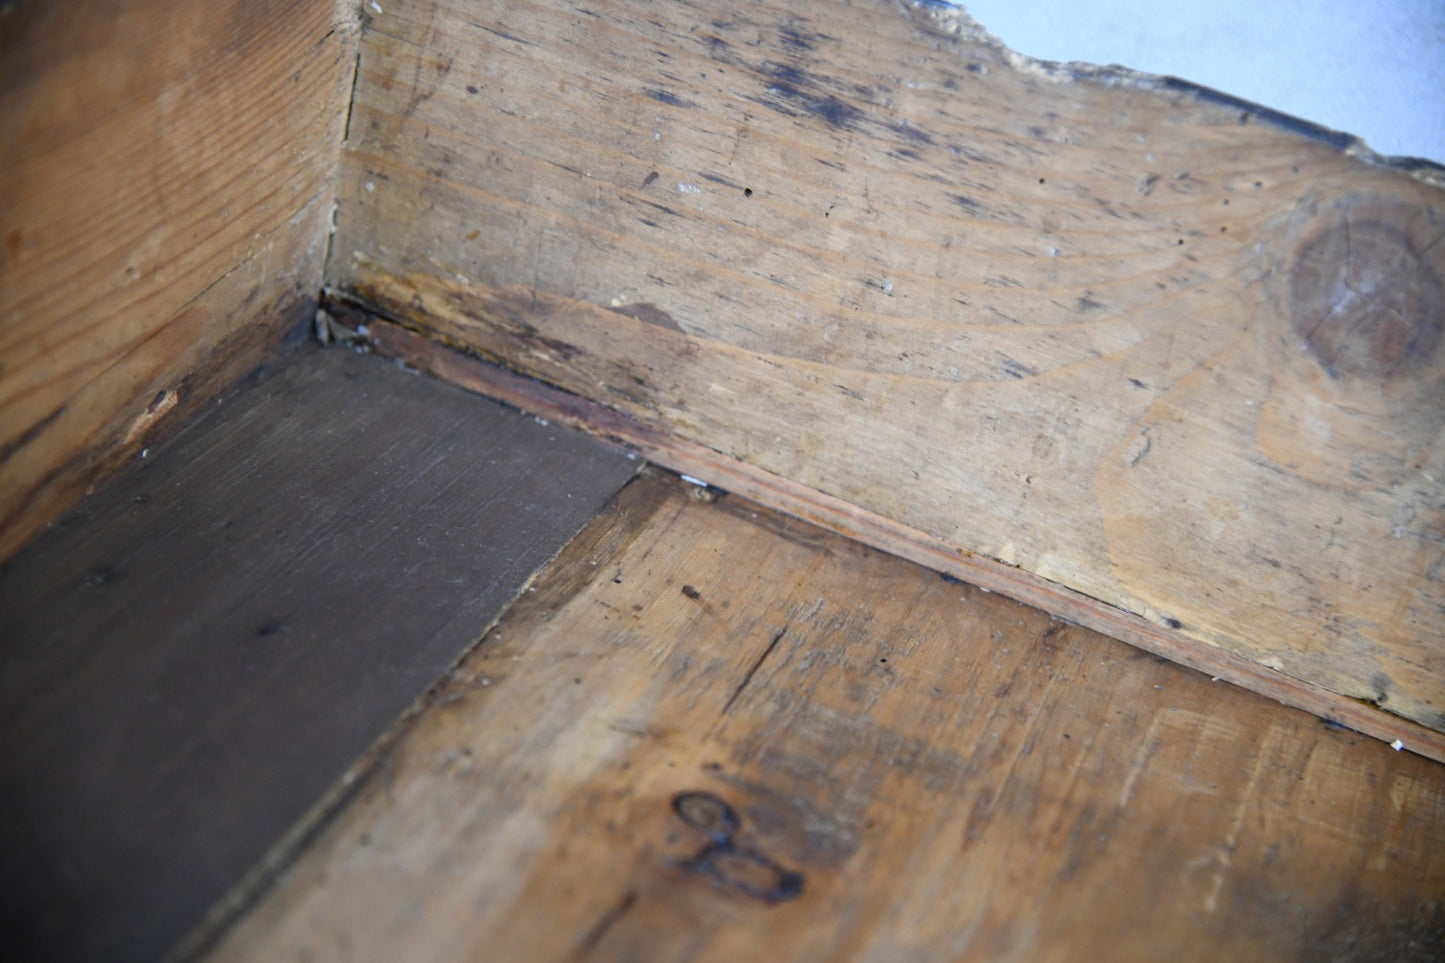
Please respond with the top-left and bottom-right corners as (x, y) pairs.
(0, 0), (359, 563)
(205, 469), (1445, 962)
(0, 343), (638, 962)
(351, 313), (1445, 763)
(329, 0), (1445, 736)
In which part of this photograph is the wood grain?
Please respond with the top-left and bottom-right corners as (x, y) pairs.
(0, 0), (359, 563)
(329, 0), (1445, 735)
(0, 344), (637, 962)
(206, 470), (1445, 962)
(350, 313), (1445, 763)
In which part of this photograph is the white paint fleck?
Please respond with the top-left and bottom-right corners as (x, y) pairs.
(677, 182), (701, 194)
(369, 1), (382, 13)
(364, 181), (376, 193)
(882, 279), (894, 295)
(680, 474), (708, 487)
(1391, 739), (1404, 751)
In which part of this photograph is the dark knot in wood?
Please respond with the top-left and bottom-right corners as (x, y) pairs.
(1288, 201), (1444, 382)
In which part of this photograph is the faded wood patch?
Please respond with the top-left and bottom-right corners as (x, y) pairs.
(330, 0), (1445, 735)
(206, 470), (1445, 962)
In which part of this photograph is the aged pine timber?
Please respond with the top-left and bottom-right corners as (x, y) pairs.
(330, 0), (1445, 737)
(0, 0), (359, 563)
(351, 314), (1445, 763)
(0, 344), (637, 962)
(206, 470), (1445, 962)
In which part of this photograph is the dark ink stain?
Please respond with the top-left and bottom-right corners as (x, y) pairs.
(779, 25), (827, 53)
(674, 791), (740, 841)
(641, 170), (659, 189)
(1129, 378), (1149, 390)
(947, 193), (984, 215)
(890, 121), (934, 146)
(671, 791), (804, 903)
(1139, 173), (1160, 196)
(465, 84), (479, 95)
(682, 584), (701, 600)
(1164, 617), (1183, 630)
(646, 87), (698, 109)
(1076, 296), (1106, 312)
(698, 170), (743, 190)
(744, 187), (753, 197)
(1001, 357), (1037, 379)
(256, 620), (285, 637)
(610, 302), (685, 335)
(835, 384), (866, 401)
(750, 62), (862, 131)
(637, 199), (683, 219)
(939, 572), (963, 584)
(1371, 673), (1393, 705)
(1319, 716), (1349, 731)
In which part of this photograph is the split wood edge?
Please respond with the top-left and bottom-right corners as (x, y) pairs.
(333, 304), (1445, 764)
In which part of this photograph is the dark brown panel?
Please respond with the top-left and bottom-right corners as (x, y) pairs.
(0, 343), (638, 961)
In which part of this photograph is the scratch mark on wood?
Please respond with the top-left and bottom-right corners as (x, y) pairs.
(571, 889), (637, 960)
(723, 628), (787, 715)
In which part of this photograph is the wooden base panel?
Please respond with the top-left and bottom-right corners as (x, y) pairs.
(205, 469), (1445, 962)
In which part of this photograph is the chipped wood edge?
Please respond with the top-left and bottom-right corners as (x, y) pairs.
(328, 302), (1445, 765)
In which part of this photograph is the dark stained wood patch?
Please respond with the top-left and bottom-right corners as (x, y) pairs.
(0, 343), (638, 962)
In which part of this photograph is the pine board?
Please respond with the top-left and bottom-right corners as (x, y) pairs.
(0, 0), (358, 563)
(330, 0), (1445, 735)
(0, 344), (638, 962)
(206, 469), (1445, 962)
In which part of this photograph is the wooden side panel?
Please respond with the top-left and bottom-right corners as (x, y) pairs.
(0, 0), (359, 562)
(206, 471), (1445, 962)
(329, 0), (1445, 734)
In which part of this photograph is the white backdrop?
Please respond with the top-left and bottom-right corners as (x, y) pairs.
(958, 0), (1445, 163)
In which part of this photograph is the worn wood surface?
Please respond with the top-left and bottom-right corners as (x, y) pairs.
(0, 0), (358, 563)
(351, 314), (1445, 762)
(206, 469), (1445, 962)
(0, 344), (637, 962)
(332, 0), (1445, 736)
